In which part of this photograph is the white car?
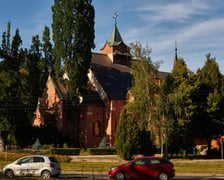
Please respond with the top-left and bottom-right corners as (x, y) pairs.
(2, 155), (61, 179)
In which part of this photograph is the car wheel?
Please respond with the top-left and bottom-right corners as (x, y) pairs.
(41, 170), (51, 179)
(5, 169), (14, 178)
(114, 171), (125, 180)
(158, 172), (168, 180)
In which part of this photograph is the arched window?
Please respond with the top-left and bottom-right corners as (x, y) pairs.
(93, 121), (101, 136)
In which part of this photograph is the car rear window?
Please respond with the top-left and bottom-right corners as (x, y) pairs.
(48, 156), (59, 163)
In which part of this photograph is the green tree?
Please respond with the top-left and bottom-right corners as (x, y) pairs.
(52, 0), (95, 104)
(115, 42), (158, 159)
(11, 29), (22, 57)
(67, 0), (95, 103)
(52, 0), (95, 146)
(115, 104), (141, 160)
(40, 26), (53, 88)
(161, 57), (196, 156)
(52, 0), (64, 78)
(129, 42), (160, 138)
(190, 54), (224, 156)
(42, 26), (53, 69)
(0, 25), (29, 148)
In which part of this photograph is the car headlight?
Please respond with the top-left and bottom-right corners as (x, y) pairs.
(110, 167), (118, 171)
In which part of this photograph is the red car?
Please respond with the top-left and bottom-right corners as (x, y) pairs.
(108, 156), (175, 180)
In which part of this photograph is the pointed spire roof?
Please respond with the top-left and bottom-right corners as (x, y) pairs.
(174, 40), (178, 61)
(107, 13), (123, 46)
(173, 41), (178, 71)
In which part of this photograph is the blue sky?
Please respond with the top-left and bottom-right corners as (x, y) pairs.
(0, 0), (224, 73)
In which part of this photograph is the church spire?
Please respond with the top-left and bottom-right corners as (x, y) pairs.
(173, 41), (178, 71)
(107, 13), (123, 46)
(100, 13), (131, 66)
(174, 40), (178, 61)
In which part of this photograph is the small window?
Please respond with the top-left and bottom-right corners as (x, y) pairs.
(33, 157), (44, 162)
(93, 121), (101, 136)
(151, 159), (160, 164)
(141, 159), (151, 165)
(18, 157), (32, 164)
(133, 159), (143, 165)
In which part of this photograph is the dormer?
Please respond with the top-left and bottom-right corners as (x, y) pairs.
(100, 14), (132, 66)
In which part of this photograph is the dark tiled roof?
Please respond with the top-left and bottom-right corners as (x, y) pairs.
(91, 53), (171, 100)
(91, 63), (132, 99)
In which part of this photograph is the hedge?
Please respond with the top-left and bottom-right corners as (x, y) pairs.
(87, 148), (116, 155)
(50, 148), (80, 155)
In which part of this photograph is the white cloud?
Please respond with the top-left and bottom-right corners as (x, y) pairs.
(136, 0), (213, 23)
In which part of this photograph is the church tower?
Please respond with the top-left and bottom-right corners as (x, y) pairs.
(100, 13), (131, 66)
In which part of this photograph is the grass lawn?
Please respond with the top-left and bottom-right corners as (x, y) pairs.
(172, 159), (224, 175)
(61, 159), (224, 175)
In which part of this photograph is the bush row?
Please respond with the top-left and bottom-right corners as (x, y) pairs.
(0, 148), (116, 163)
(87, 148), (116, 155)
(0, 152), (71, 163)
(50, 148), (116, 155)
(50, 148), (80, 155)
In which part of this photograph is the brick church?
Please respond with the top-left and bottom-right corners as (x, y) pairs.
(32, 21), (134, 147)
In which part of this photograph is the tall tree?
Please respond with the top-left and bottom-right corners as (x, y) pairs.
(1, 21), (11, 54)
(191, 54), (224, 156)
(52, 0), (95, 146)
(11, 29), (22, 57)
(0, 25), (30, 148)
(52, 0), (64, 78)
(42, 26), (53, 69)
(115, 42), (158, 159)
(129, 42), (160, 137)
(68, 0), (95, 103)
(40, 26), (53, 88)
(115, 104), (141, 160)
(52, 0), (95, 104)
(161, 57), (196, 156)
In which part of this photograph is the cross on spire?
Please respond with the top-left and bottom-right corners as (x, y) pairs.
(113, 12), (118, 25)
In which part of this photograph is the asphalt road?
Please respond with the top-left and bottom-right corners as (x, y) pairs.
(1, 173), (224, 180)
(59, 173), (224, 180)
(0, 173), (224, 180)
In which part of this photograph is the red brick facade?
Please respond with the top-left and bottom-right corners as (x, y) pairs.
(32, 23), (132, 147)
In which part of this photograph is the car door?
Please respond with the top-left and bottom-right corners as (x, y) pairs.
(12, 157), (30, 176)
(14, 156), (34, 176)
(32, 156), (45, 176)
(135, 158), (152, 179)
(145, 159), (163, 178)
(126, 159), (146, 179)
